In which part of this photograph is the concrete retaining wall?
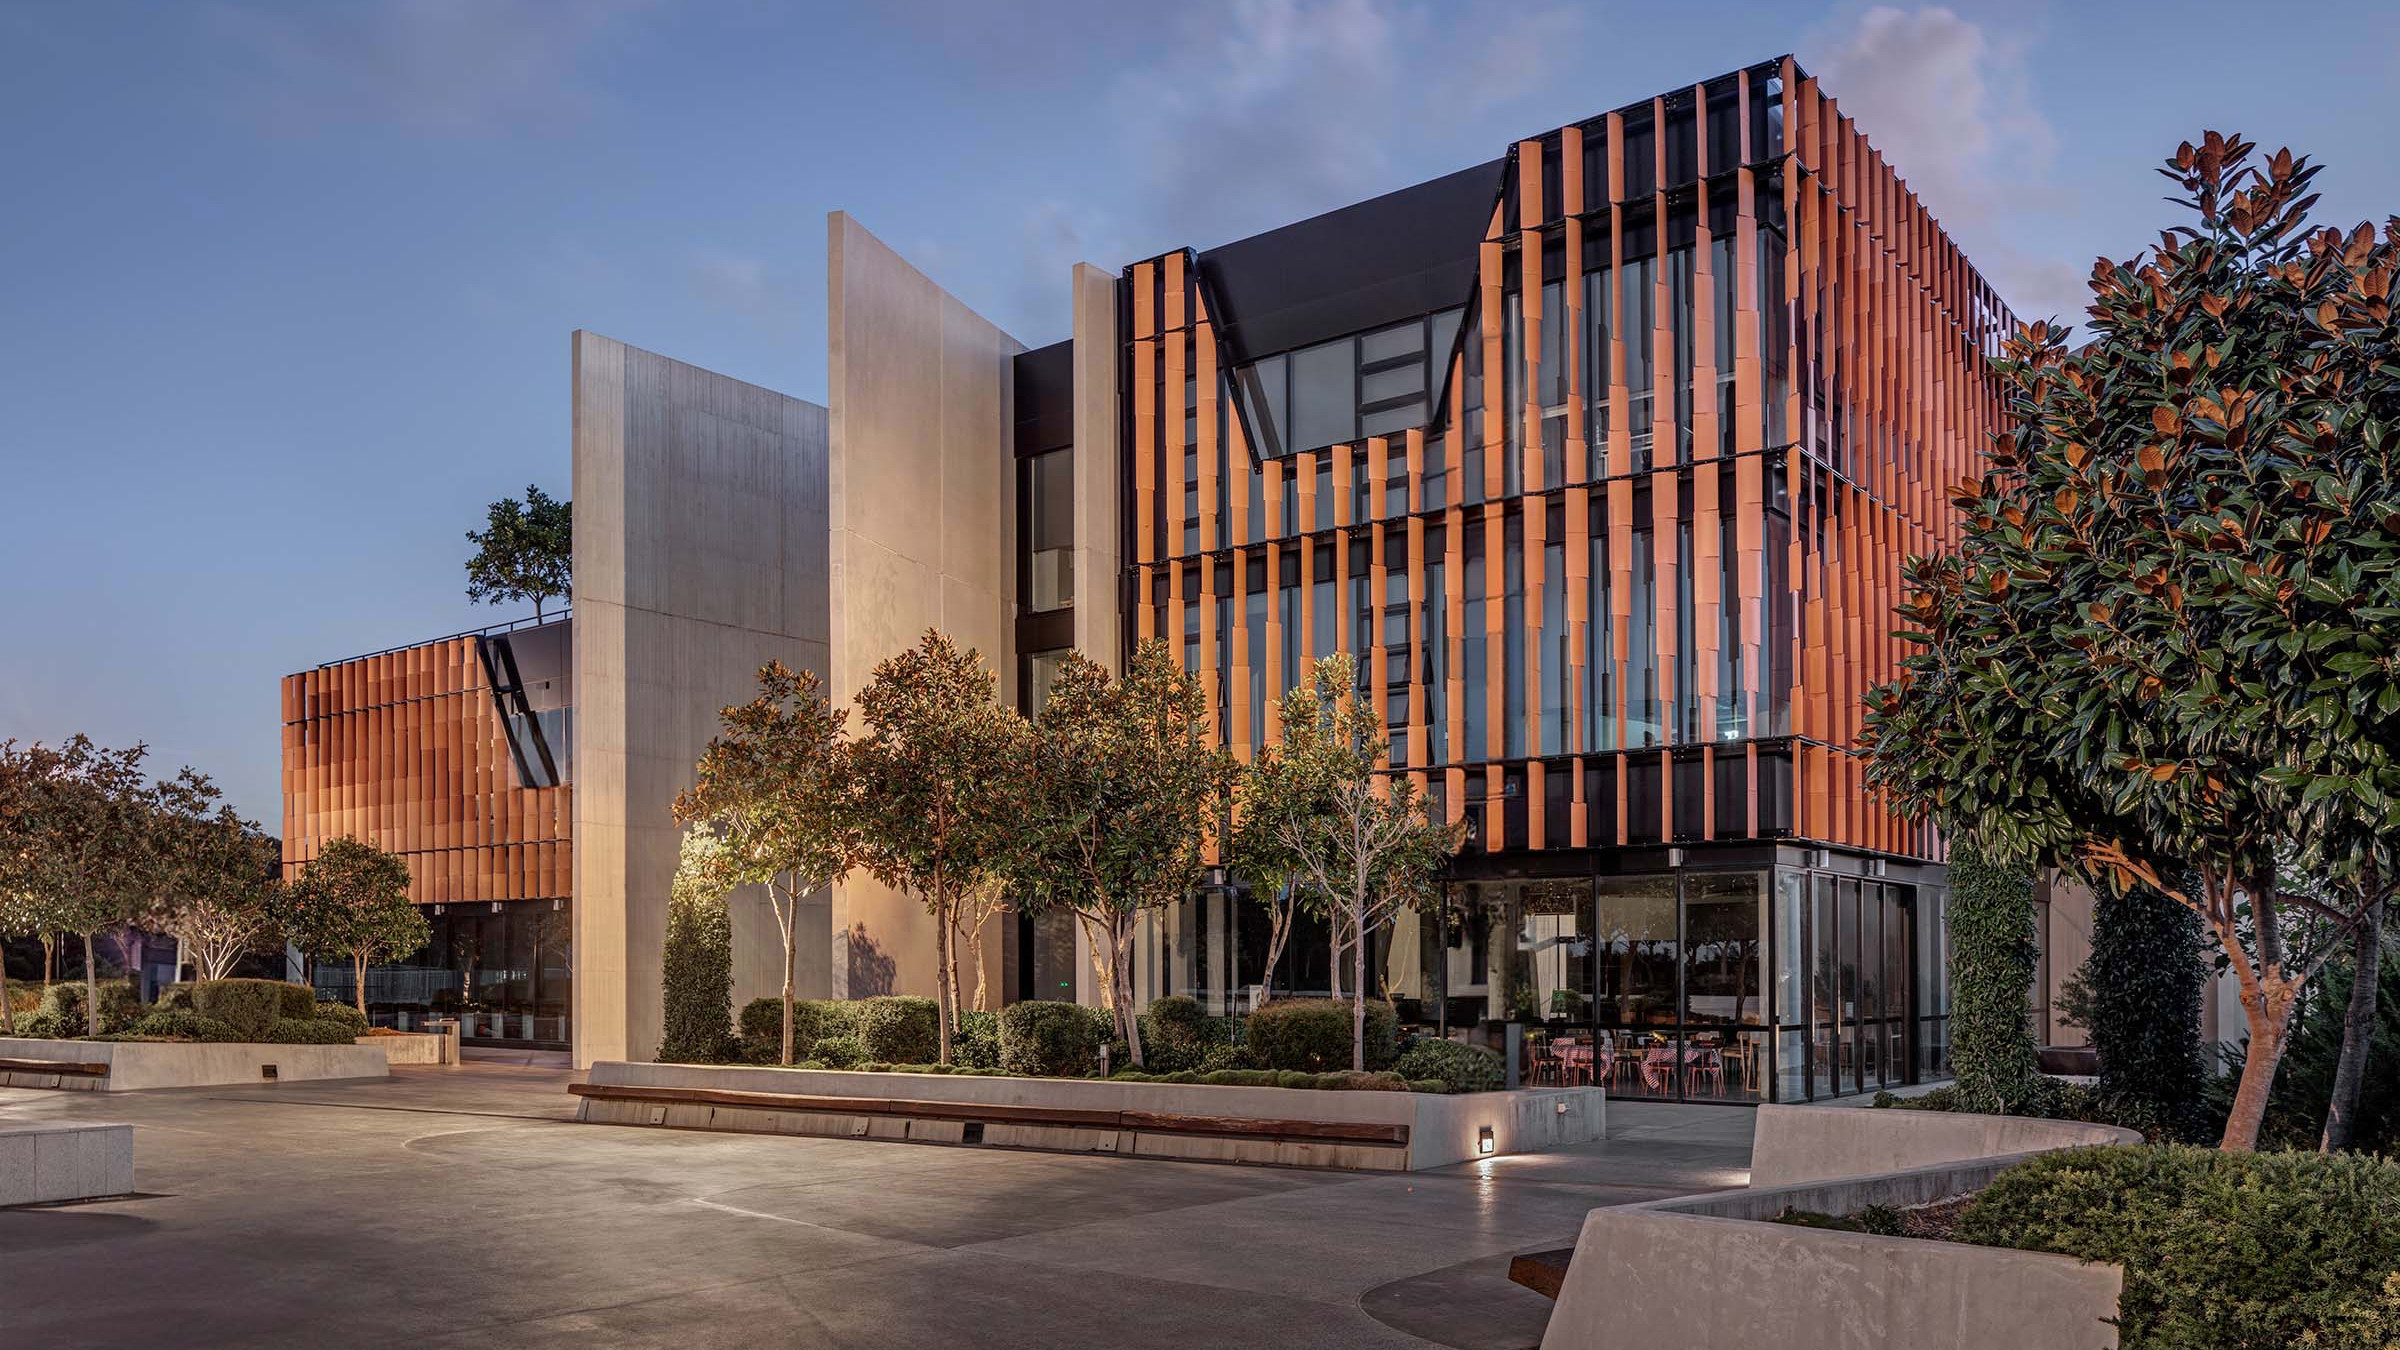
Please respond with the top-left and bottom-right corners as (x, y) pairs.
(0, 1038), (391, 1091)
(578, 1061), (1602, 1170)
(1748, 1102), (2139, 1188)
(357, 1031), (455, 1066)
(0, 1124), (134, 1206)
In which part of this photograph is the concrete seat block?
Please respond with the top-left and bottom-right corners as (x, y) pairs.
(0, 1124), (133, 1207)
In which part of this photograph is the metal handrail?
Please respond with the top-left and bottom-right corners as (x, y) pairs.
(316, 608), (570, 668)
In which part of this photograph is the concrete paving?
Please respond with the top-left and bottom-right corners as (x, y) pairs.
(0, 1067), (1753, 1350)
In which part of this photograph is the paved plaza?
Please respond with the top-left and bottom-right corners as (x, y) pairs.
(1, 1067), (1753, 1350)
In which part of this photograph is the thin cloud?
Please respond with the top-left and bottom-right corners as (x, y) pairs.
(208, 0), (655, 135)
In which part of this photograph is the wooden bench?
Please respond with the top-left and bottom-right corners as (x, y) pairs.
(566, 1081), (1411, 1148)
(0, 1057), (110, 1079)
(1507, 1247), (1575, 1300)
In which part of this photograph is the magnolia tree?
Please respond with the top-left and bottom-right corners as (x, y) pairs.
(673, 661), (858, 1067)
(1864, 132), (2400, 1151)
(850, 631), (1025, 1065)
(0, 738), (157, 1035)
(285, 836), (425, 1017)
(1013, 642), (1236, 1068)
(1244, 655), (1465, 1072)
(153, 768), (285, 981)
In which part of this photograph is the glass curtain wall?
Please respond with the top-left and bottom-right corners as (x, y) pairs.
(326, 901), (573, 1049)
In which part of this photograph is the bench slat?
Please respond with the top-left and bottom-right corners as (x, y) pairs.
(0, 1057), (109, 1077)
(569, 1081), (1410, 1147)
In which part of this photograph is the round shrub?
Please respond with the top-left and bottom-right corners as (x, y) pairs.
(999, 1000), (1109, 1077)
(809, 1034), (867, 1069)
(1956, 1144), (2400, 1349)
(127, 1011), (245, 1043)
(1134, 995), (1228, 1072)
(954, 1009), (1000, 1070)
(38, 980), (143, 1035)
(738, 997), (860, 1063)
(264, 1018), (361, 1045)
(1244, 999), (1399, 1072)
(1199, 1068), (1279, 1088)
(156, 982), (197, 1013)
(856, 996), (940, 1064)
(1199, 1042), (1256, 1073)
(194, 979), (316, 1039)
(312, 1002), (369, 1033)
(1392, 1037), (1506, 1094)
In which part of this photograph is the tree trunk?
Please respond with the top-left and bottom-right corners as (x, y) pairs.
(934, 894), (955, 1066)
(1, 951), (13, 1035)
(1260, 887), (1294, 1006)
(82, 932), (101, 1037)
(2322, 901), (2385, 1153)
(41, 934), (55, 990)
(1352, 901), (1370, 1073)
(354, 952), (370, 1018)
(781, 926), (798, 1066)
(1115, 919), (1145, 1070)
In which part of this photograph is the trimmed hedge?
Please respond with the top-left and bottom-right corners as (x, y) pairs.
(1132, 995), (1227, 1072)
(2060, 878), (2211, 1142)
(955, 1010), (1000, 1070)
(125, 1011), (244, 1043)
(737, 997), (860, 1064)
(157, 982), (197, 1013)
(856, 996), (940, 1064)
(1870, 1078), (2168, 1141)
(1392, 1037), (1506, 1093)
(1106, 1067), (1416, 1092)
(999, 1000), (1110, 1077)
(37, 980), (143, 1035)
(264, 1018), (363, 1045)
(810, 1034), (867, 1069)
(1946, 839), (2044, 1113)
(312, 1002), (369, 1033)
(1956, 1144), (2400, 1349)
(1244, 999), (1399, 1072)
(193, 979), (317, 1038)
(659, 885), (735, 1064)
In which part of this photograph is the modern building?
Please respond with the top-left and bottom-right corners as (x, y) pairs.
(285, 56), (2018, 1098)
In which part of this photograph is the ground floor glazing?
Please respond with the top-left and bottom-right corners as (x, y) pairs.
(1141, 844), (1949, 1104)
(313, 900), (573, 1049)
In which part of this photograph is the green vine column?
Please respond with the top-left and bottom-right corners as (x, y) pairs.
(1948, 837), (2044, 1114)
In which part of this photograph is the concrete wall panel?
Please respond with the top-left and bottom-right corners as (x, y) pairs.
(573, 331), (830, 1067)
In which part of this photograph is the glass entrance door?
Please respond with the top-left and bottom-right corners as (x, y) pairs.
(1594, 871), (1767, 1103)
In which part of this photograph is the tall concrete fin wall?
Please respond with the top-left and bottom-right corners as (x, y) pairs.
(571, 330), (831, 1067)
(826, 211), (1022, 1001)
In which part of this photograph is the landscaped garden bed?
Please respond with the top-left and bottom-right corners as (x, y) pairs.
(0, 978), (391, 1090)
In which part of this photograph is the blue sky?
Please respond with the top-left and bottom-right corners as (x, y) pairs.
(4, 0), (2395, 825)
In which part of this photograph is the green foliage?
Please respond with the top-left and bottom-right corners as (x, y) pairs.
(1240, 655), (1465, 1069)
(808, 1035), (867, 1069)
(282, 837), (425, 1016)
(157, 981), (196, 1012)
(311, 1001), (369, 1032)
(1872, 1079), (2171, 1141)
(1107, 1067), (1413, 1092)
(1392, 1037), (1506, 1093)
(127, 1011), (243, 1043)
(855, 995), (940, 1064)
(37, 979), (142, 1034)
(1773, 1205), (1907, 1237)
(150, 767), (285, 981)
(659, 827), (738, 1064)
(1113, 995), (1230, 1073)
(463, 483), (571, 620)
(264, 1018), (360, 1045)
(193, 978), (315, 1038)
(736, 996), (860, 1063)
(675, 662), (861, 1064)
(1, 737), (157, 1035)
(1945, 839), (2045, 1114)
(1010, 643), (1236, 1067)
(1957, 1145), (2400, 1349)
(2060, 880), (2213, 1141)
(850, 631), (1027, 1064)
(998, 999), (1109, 1077)
(954, 1009), (1000, 1070)
(1244, 998), (1399, 1073)
(1859, 131), (2400, 1150)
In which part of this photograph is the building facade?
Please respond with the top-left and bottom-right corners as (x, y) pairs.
(279, 615), (575, 1047)
(287, 56), (2012, 1091)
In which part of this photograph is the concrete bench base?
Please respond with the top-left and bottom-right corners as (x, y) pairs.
(357, 1030), (457, 1066)
(0, 1038), (391, 1091)
(0, 1124), (133, 1207)
(575, 1061), (1603, 1171)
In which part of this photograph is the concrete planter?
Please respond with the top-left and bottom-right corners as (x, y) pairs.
(0, 1037), (391, 1091)
(575, 1060), (1603, 1171)
(0, 1124), (134, 1206)
(1538, 1105), (2137, 1350)
(356, 1029), (457, 1066)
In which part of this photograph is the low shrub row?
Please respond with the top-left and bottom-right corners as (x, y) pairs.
(10, 978), (369, 1045)
(1107, 1067), (1438, 1093)
(1391, 1037), (1506, 1093)
(1957, 1144), (2400, 1349)
(730, 995), (944, 1066)
(1871, 1077), (2170, 1140)
(1244, 999), (1399, 1073)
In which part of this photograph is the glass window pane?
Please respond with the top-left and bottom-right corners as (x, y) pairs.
(1237, 356), (1287, 459)
(1361, 319), (1425, 366)
(1290, 340), (1355, 453)
(1360, 364), (1424, 406)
